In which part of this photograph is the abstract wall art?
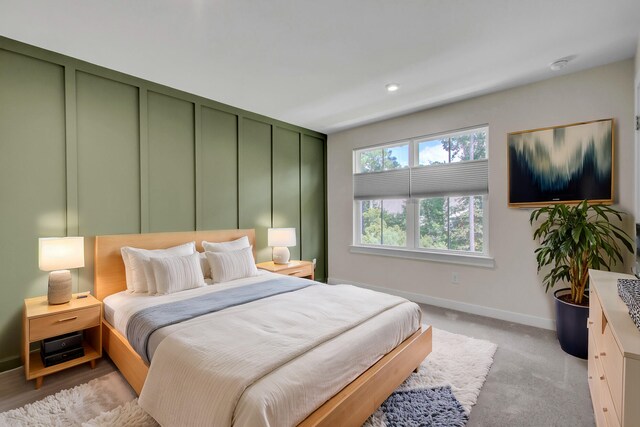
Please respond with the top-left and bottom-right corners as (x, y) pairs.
(507, 119), (613, 207)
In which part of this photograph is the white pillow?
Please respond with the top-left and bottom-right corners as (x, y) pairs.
(202, 236), (250, 253)
(121, 250), (134, 292)
(150, 252), (205, 295)
(205, 246), (258, 283)
(121, 242), (195, 293)
(199, 252), (211, 279)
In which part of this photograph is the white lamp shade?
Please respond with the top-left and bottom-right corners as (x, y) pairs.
(268, 228), (296, 247)
(39, 237), (85, 271)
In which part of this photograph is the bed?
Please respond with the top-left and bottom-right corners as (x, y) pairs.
(94, 229), (432, 427)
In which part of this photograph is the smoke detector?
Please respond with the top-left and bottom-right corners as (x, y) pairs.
(549, 56), (576, 71)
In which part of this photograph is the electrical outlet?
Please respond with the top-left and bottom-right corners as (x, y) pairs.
(451, 272), (460, 284)
(312, 258), (317, 267)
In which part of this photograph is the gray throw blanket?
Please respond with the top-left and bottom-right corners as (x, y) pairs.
(126, 277), (315, 363)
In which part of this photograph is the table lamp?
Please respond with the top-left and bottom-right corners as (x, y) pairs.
(39, 237), (85, 305)
(268, 228), (296, 264)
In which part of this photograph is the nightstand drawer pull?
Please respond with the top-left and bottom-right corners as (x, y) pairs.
(57, 316), (78, 323)
(288, 270), (303, 275)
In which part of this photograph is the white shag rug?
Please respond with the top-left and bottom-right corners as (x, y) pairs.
(0, 371), (137, 427)
(0, 328), (496, 427)
(364, 328), (497, 426)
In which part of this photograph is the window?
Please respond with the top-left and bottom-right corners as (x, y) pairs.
(418, 196), (484, 252)
(417, 128), (487, 165)
(360, 199), (407, 246)
(356, 143), (409, 173)
(353, 127), (488, 258)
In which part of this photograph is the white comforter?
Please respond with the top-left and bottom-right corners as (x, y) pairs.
(136, 282), (420, 427)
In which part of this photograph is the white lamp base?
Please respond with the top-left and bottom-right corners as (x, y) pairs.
(48, 270), (72, 305)
(272, 247), (291, 264)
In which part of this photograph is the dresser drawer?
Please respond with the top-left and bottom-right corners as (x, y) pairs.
(592, 382), (608, 427)
(593, 336), (606, 384)
(29, 306), (100, 341)
(600, 323), (623, 421)
(600, 377), (620, 427)
(589, 332), (607, 427)
(590, 289), (604, 336)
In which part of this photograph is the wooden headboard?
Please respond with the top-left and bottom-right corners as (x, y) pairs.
(94, 229), (256, 301)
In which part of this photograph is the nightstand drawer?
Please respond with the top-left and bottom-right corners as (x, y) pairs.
(29, 306), (100, 341)
(256, 260), (315, 280)
(286, 265), (314, 278)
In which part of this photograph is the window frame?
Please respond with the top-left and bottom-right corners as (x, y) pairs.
(413, 195), (489, 254)
(352, 126), (493, 267)
(354, 140), (411, 174)
(355, 199), (409, 248)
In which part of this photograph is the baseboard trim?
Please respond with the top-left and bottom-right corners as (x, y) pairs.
(328, 277), (555, 330)
(0, 355), (22, 373)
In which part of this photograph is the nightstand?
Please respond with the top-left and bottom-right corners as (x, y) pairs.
(256, 260), (315, 280)
(22, 294), (102, 389)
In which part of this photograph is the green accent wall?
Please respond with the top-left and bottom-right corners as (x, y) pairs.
(301, 135), (327, 281)
(0, 37), (327, 372)
(0, 50), (67, 372)
(239, 118), (273, 262)
(273, 127), (301, 260)
(76, 72), (141, 236)
(147, 92), (196, 232)
(199, 107), (238, 230)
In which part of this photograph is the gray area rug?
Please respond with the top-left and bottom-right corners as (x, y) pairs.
(381, 387), (467, 427)
(0, 328), (496, 427)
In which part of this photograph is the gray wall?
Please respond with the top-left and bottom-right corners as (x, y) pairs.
(327, 60), (636, 329)
(635, 37), (639, 271)
(636, 35), (640, 81)
(0, 37), (326, 371)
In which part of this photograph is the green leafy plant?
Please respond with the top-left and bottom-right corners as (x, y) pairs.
(530, 200), (634, 305)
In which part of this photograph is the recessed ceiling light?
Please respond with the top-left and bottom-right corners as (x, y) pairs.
(386, 83), (400, 92)
(549, 55), (576, 71)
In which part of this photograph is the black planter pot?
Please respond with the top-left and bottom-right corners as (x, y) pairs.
(554, 288), (589, 359)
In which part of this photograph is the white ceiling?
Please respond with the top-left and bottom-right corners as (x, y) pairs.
(0, 1), (638, 134)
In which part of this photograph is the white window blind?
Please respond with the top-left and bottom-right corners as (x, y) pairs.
(410, 159), (488, 198)
(354, 159), (488, 199)
(353, 169), (410, 200)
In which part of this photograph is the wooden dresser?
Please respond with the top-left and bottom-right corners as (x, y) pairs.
(588, 270), (640, 427)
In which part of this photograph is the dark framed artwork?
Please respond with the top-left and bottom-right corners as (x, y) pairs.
(507, 118), (614, 207)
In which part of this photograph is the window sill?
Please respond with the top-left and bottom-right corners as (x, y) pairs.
(349, 245), (495, 268)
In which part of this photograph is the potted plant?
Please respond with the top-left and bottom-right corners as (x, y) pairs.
(530, 200), (634, 359)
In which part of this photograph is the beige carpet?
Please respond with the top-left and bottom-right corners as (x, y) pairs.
(0, 328), (496, 426)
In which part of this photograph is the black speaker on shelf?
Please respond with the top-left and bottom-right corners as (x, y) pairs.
(40, 331), (84, 367)
(41, 346), (85, 367)
(41, 331), (83, 355)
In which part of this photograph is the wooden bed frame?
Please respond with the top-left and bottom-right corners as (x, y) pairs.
(94, 229), (432, 427)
